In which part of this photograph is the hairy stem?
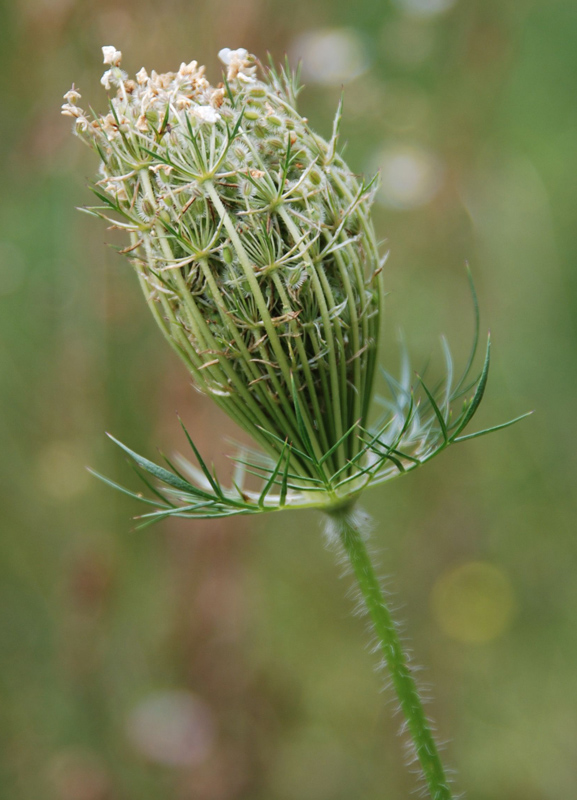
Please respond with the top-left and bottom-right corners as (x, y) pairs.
(325, 505), (453, 800)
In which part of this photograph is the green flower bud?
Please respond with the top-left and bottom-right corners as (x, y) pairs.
(63, 46), (383, 489)
(63, 46), (508, 514)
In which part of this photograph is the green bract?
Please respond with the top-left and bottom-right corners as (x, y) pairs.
(64, 47), (527, 521)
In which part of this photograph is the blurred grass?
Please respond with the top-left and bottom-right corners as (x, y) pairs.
(1, 0), (576, 798)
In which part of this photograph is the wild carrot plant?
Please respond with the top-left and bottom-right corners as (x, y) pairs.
(63, 46), (527, 798)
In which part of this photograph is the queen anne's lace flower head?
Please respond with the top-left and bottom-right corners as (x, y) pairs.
(61, 45), (383, 494)
(62, 46), (508, 514)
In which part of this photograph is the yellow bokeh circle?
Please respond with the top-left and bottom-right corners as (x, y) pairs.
(431, 561), (517, 644)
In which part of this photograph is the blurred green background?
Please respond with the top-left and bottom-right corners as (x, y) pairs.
(1, 0), (576, 798)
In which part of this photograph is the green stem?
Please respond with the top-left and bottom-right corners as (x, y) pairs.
(325, 505), (454, 800)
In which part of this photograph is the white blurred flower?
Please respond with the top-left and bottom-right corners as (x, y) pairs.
(373, 144), (443, 210)
(102, 45), (122, 66)
(136, 67), (149, 85)
(290, 28), (370, 86)
(126, 691), (216, 767)
(193, 104), (220, 124)
(392, 0), (457, 18)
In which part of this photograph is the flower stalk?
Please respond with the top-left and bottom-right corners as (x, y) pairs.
(326, 505), (453, 800)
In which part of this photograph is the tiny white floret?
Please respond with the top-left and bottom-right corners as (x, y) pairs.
(218, 47), (256, 81)
(100, 70), (113, 90)
(63, 85), (81, 104)
(218, 47), (248, 66)
(61, 103), (81, 118)
(192, 105), (220, 124)
(102, 45), (122, 67)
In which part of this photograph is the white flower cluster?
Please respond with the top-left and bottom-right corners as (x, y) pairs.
(62, 45), (259, 139)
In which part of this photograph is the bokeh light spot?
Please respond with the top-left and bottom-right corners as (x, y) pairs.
(291, 28), (370, 85)
(37, 441), (91, 500)
(126, 690), (216, 767)
(431, 561), (517, 644)
(372, 144), (443, 210)
(392, 0), (458, 19)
